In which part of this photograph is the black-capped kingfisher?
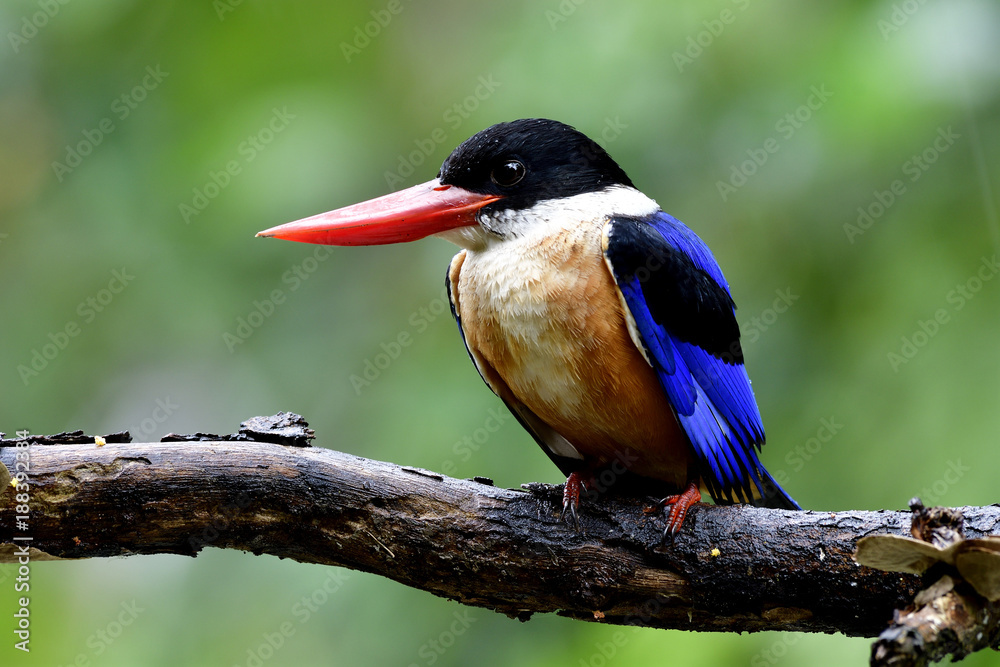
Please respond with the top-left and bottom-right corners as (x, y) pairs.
(257, 118), (800, 534)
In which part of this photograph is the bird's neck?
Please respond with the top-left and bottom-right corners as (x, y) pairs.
(435, 185), (661, 252)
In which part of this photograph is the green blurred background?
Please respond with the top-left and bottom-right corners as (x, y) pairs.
(2, 0), (999, 665)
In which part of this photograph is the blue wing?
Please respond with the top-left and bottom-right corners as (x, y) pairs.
(603, 212), (799, 509)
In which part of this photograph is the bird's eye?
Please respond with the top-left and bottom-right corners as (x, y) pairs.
(490, 160), (525, 187)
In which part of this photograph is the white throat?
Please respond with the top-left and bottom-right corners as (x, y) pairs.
(435, 185), (660, 251)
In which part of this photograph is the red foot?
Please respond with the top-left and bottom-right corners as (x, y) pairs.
(560, 472), (586, 530)
(659, 481), (701, 537)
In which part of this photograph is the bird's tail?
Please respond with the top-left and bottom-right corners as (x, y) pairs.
(752, 468), (801, 510)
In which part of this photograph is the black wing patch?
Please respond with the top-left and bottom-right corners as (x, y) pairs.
(604, 216), (743, 363)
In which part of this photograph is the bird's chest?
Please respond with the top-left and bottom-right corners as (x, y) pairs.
(457, 224), (620, 412)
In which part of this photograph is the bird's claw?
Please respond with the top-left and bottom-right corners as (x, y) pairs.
(560, 472), (585, 531)
(658, 481), (701, 540)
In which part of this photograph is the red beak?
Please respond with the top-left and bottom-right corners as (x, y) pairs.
(256, 179), (501, 246)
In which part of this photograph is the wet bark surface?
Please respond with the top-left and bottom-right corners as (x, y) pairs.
(7, 437), (995, 639)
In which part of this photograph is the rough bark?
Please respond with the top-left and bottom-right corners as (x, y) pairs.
(1, 436), (999, 650)
(863, 503), (1000, 665)
(870, 574), (1000, 666)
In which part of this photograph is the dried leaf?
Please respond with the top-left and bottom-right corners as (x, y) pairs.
(956, 547), (1000, 601)
(858, 534), (1000, 601)
(856, 534), (945, 574)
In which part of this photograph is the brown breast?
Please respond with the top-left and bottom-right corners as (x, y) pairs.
(452, 220), (693, 487)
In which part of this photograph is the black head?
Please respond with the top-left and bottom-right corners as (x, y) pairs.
(437, 119), (635, 212)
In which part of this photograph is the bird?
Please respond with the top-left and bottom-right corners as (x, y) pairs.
(257, 118), (800, 535)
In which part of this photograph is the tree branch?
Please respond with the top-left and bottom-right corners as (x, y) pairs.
(2, 435), (999, 644)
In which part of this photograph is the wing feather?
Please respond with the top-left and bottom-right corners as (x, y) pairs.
(603, 213), (798, 509)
